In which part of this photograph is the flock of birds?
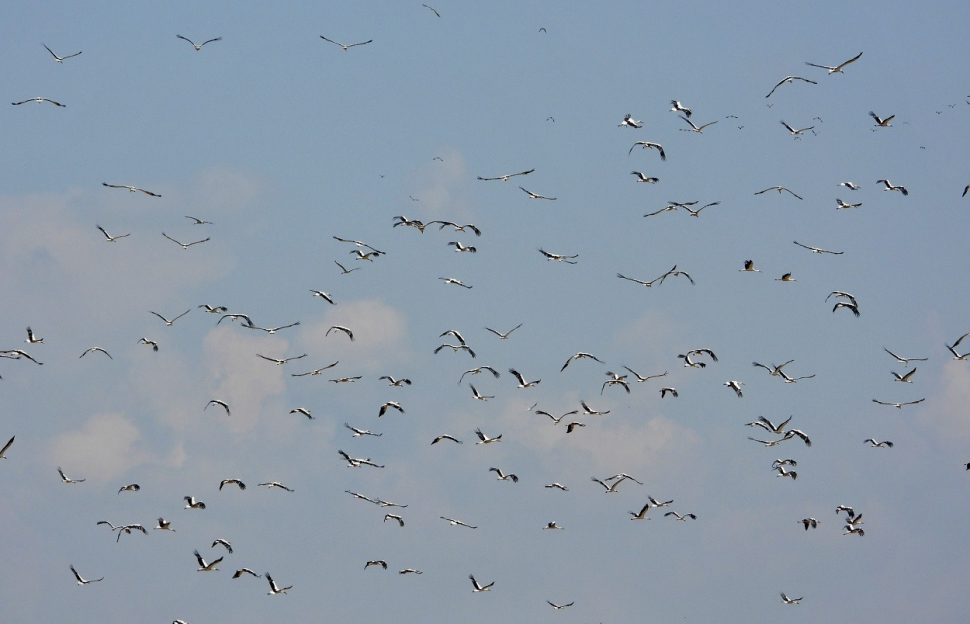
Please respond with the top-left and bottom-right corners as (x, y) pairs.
(5, 7), (970, 622)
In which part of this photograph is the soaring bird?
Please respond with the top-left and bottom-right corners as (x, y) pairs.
(378, 402), (404, 417)
(383, 514), (404, 527)
(489, 467), (518, 482)
(622, 366), (667, 383)
(508, 368), (540, 388)
(102, 182), (160, 197)
(660, 387), (679, 398)
(258, 481), (294, 492)
(345, 423), (381, 437)
(162, 233), (210, 249)
(211, 539), (233, 553)
(257, 353), (307, 365)
(440, 516), (477, 529)
(477, 169), (534, 181)
(836, 198), (863, 209)
(869, 111), (895, 127)
(631, 171), (659, 183)
(755, 186), (803, 200)
(193, 550), (222, 572)
(469, 574), (494, 592)
(219, 478), (246, 491)
(670, 100), (692, 117)
(545, 483), (569, 491)
(678, 116), (718, 133)
(439, 277), (473, 289)
(519, 186), (557, 200)
(591, 476), (630, 493)
(872, 398), (925, 409)
(547, 600), (575, 610)
(43, 43), (82, 63)
(320, 35), (373, 50)
(80, 347), (112, 359)
(543, 521), (564, 530)
(664, 511), (697, 521)
(176, 35), (222, 50)
(422, 4), (440, 17)
(57, 468), (85, 484)
(805, 51), (862, 74)
(839, 181), (861, 190)
(535, 409), (579, 424)
(326, 325), (354, 341)
(484, 324), (522, 340)
(884, 348), (927, 364)
(538, 248), (578, 263)
(474, 428), (502, 444)
(150, 309), (191, 326)
(448, 241), (477, 253)
(794, 240), (843, 255)
(431, 434), (463, 445)
(12, 97), (65, 107)
(185, 215), (213, 225)
(765, 76), (817, 98)
(876, 179), (908, 195)
(724, 380), (744, 397)
(154, 518), (175, 531)
(618, 114), (643, 128)
(678, 348), (717, 368)
(117, 483), (140, 494)
(458, 366), (500, 385)
(70, 565), (103, 585)
(780, 593), (803, 605)
(629, 502), (653, 520)
(291, 362), (340, 376)
(265, 572), (292, 595)
(579, 400), (609, 416)
(780, 120), (814, 137)
(746, 415), (794, 434)
(364, 560), (388, 570)
(864, 439), (894, 448)
(469, 385), (493, 401)
(310, 290), (335, 304)
(799, 518), (820, 530)
(833, 301), (860, 317)
(561, 352), (605, 371)
(0, 349), (43, 364)
(233, 568), (262, 579)
(204, 400), (230, 417)
(96, 225), (130, 242)
(628, 141), (666, 160)
(334, 261), (360, 274)
(288, 407), (313, 419)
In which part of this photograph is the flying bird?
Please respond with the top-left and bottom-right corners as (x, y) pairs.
(678, 116), (717, 133)
(364, 561), (388, 570)
(484, 324), (521, 340)
(320, 35), (373, 50)
(622, 366), (667, 383)
(469, 574), (494, 592)
(378, 402), (404, 417)
(193, 550), (222, 572)
(117, 483), (140, 494)
(440, 516), (477, 529)
(431, 434), (462, 445)
(211, 539), (232, 553)
(334, 261), (360, 274)
(724, 380), (744, 397)
(538, 248), (578, 263)
(154, 518), (175, 531)
(872, 398), (925, 408)
(660, 387), (679, 398)
(12, 97), (65, 107)
(836, 198), (863, 209)
(162, 233), (210, 249)
(765, 75), (817, 98)
(184, 215), (213, 225)
(96, 225), (130, 242)
(781, 593), (803, 605)
(839, 181), (861, 190)
(326, 325), (354, 341)
(780, 120), (814, 137)
(631, 171), (659, 183)
(258, 481), (294, 492)
(864, 439), (894, 448)
(58, 468), (85, 484)
(205, 400), (230, 417)
(345, 423), (381, 437)
(833, 301), (860, 317)
(740, 259), (761, 272)
(0, 349), (43, 364)
(618, 114), (643, 128)
(219, 479), (246, 491)
(509, 368), (540, 388)
(102, 182), (160, 197)
(535, 409), (579, 425)
(183, 496), (206, 509)
(670, 100), (692, 117)
(383, 514), (404, 527)
(448, 241), (477, 253)
(291, 362), (340, 376)
(755, 186), (803, 200)
(561, 352), (605, 371)
(477, 169), (534, 182)
(799, 518), (819, 530)
(439, 277), (473, 288)
(628, 141), (666, 160)
(883, 348), (927, 364)
(664, 511), (697, 521)
(70, 565), (103, 585)
(458, 366), (501, 385)
(422, 4), (440, 17)
(42, 43), (82, 63)
(629, 502), (653, 520)
(489, 467), (518, 482)
(176, 35), (222, 50)
(547, 601), (575, 610)
(805, 51), (862, 73)
(876, 179), (909, 195)
(79, 347), (112, 359)
(869, 111), (895, 127)
(519, 186), (557, 200)
(474, 428), (502, 444)
(257, 353), (308, 365)
(150, 309), (191, 326)
(233, 568), (262, 579)
(310, 290), (335, 304)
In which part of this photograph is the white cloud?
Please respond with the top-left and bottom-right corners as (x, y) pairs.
(48, 412), (150, 483)
(299, 298), (410, 373)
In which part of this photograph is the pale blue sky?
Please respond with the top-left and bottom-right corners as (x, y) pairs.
(2, 2), (970, 622)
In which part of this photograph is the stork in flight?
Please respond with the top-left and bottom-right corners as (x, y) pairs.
(489, 467), (518, 482)
(96, 225), (130, 242)
(80, 347), (112, 359)
(477, 169), (534, 182)
(631, 171), (659, 183)
(58, 468), (85, 484)
(485, 324), (521, 340)
(538, 248), (578, 263)
(184, 496), (206, 509)
(679, 116), (717, 133)
(70, 565), (103, 585)
(869, 111), (895, 128)
(474, 428), (502, 444)
(193, 550), (221, 572)
(102, 182), (160, 197)
(162, 233), (210, 249)
(864, 439), (894, 448)
(872, 398), (925, 409)
(12, 97), (65, 107)
(780, 120), (814, 138)
(670, 100), (692, 117)
(876, 179), (908, 195)
(176, 35), (222, 50)
(441, 516), (477, 529)
(469, 574), (494, 592)
(884, 348), (927, 364)
(150, 309), (190, 326)
(320, 35), (372, 50)
(765, 76), (817, 98)
(628, 141), (666, 160)
(805, 51), (862, 74)
(43, 43), (82, 63)
(561, 352), (605, 372)
(618, 114), (643, 128)
(509, 368), (540, 388)
(780, 593), (803, 605)
(519, 186), (557, 200)
(756, 186), (802, 200)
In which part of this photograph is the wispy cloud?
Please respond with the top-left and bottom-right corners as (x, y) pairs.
(48, 412), (150, 483)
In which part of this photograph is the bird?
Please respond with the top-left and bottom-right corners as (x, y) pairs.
(439, 277), (473, 289)
(378, 402), (404, 417)
(679, 116), (718, 133)
(217, 313), (254, 327)
(257, 353), (308, 366)
(755, 186), (803, 200)
(622, 367), (667, 383)
(946, 332), (970, 360)
(891, 367), (917, 383)
(57, 468), (85, 484)
(110, 523), (148, 542)
(233, 568), (262, 579)
(333, 236), (385, 255)
(489, 467), (519, 482)
(872, 398), (925, 409)
(193, 550), (221, 572)
(746, 415), (794, 435)
(679, 348), (717, 368)
(345, 490), (381, 504)
(766, 76), (817, 98)
(629, 502), (652, 520)
(184, 215), (213, 225)
(176, 35), (222, 50)
(543, 521), (564, 530)
(474, 428), (502, 444)
(258, 481), (294, 492)
(664, 511), (697, 521)
(616, 272), (665, 287)
(42, 43), (82, 63)
(70, 565), (103, 585)
(102, 182), (160, 197)
(265, 572), (292, 595)
(428, 221), (482, 236)
(618, 114), (643, 128)
(870, 111), (895, 127)
(876, 179), (909, 195)
(422, 4), (440, 17)
(780, 120), (814, 137)
(752, 360), (795, 377)
(345, 423), (381, 437)
(647, 495), (673, 508)
(546, 600), (575, 609)
(799, 518), (820, 530)
(591, 476), (630, 493)
(79, 347), (112, 359)
(117, 483), (140, 494)
(884, 348), (927, 364)
(864, 439), (895, 448)
(660, 266), (695, 285)
(538, 248), (578, 263)
(431, 434), (463, 445)
(805, 51), (862, 74)
(198, 304), (227, 314)
(154, 518), (175, 531)
(249, 321), (301, 335)
(205, 400), (230, 417)
(519, 186), (557, 200)
(334, 260), (360, 274)
(670, 100), (692, 117)
(287, 407), (314, 420)
(183, 496), (206, 509)
(338, 450), (384, 469)
(12, 97), (65, 107)
(326, 325), (354, 341)
(833, 301), (860, 317)
(601, 374), (631, 395)
(780, 593), (803, 605)
(739, 259), (761, 272)
(477, 169), (534, 181)
(458, 366), (501, 385)
(150, 309), (191, 326)
(291, 362), (340, 376)
(839, 181), (861, 190)
(773, 459), (798, 470)
(219, 478), (246, 491)
(162, 233), (210, 249)
(349, 249), (381, 262)
(628, 141), (666, 160)
(775, 273), (797, 282)
(310, 290), (335, 304)
(748, 437), (791, 448)
(484, 324), (522, 340)
(660, 387), (679, 398)
(782, 429), (812, 446)
(843, 526), (866, 537)
(836, 198), (863, 209)
(96, 225), (130, 242)
(330, 376), (363, 384)
(440, 516), (477, 529)
(211, 539), (232, 553)
(469, 574), (494, 592)
(775, 465), (798, 480)
(545, 483), (569, 491)
(631, 171), (659, 183)
(399, 569), (423, 575)
(578, 400), (609, 416)
(724, 380), (744, 397)
(0, 349), (43, 364)
(448, 241), (477, 253)
(383, 514), (404, 527)
(535, 409), (579, 424)
(683, 201), (721, 217)
(561, 352), (605, 372)
(364, 560), (388, 570)
(469, 384), (494, 401)
(319, 35), (373, 50)
(508, 368), (540, 388)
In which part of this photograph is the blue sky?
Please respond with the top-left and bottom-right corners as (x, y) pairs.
(2, 1), (970, 622)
